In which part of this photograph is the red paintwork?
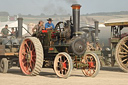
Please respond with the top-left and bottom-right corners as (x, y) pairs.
(42, 30), (48, 33)
(19, 39), (36, 75)
(62, 62), (67, 69)
(88, 62), (94, 68)
(51, 32), (56, 38)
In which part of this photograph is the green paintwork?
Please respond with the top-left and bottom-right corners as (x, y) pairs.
(110, 38), (120, 43)
(73, 62), (89, 69)
(85, 51), (101, 56)
(48, 47), (58, 53)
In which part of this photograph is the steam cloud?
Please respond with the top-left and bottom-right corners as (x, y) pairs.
(42, 0), (78, 15)
(64, 0), (78, 4)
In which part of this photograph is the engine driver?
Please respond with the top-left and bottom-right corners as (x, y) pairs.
(45, 18), (55, 30)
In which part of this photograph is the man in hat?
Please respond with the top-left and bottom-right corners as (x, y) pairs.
(1, 25), (9, 38)
(45, 18), (55, 30)
(32, 20), (45, 33)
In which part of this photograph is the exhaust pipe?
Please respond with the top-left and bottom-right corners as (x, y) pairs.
(17, 18), (23, 38)
(71, 4), (81, 34)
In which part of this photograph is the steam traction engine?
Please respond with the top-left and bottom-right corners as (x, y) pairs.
(19, 4), (100, 78)
(101, 18), (128, 72)
(0, 18), (23, 73)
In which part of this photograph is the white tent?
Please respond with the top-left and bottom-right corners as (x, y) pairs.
(0, 21), (28, 36)
(99, 23), (106, 27)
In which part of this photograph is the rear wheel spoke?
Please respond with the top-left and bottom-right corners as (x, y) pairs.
(119, 55), (128, 58)
(119, 52), (128, 55)
(123, 43), (128, 49)
(122, 58), (128, 63)
(115, 37), (128, 72)
(121, 46), (128, 52)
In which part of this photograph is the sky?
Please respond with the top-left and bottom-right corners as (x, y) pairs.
(0, 0), (128, 15)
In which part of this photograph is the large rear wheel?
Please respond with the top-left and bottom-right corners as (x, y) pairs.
(19, 37), (44, 75)
(54, 52), (73, 79)
(81, 53), (100, 77)
(115, 36), (128, 72)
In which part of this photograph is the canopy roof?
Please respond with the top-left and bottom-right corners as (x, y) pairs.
(105, 18), (128, 26)
(0, 21), (28, 35)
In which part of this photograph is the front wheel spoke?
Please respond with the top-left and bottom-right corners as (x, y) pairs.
(93, 69), (95, 73)
(91, 68), (95, 74)
(59, 56), (62, 62)
(83, 69), (89, 75)
(65, 69), (68, 73)
(89, 69), (93, 76)
(86, 69), (89, 75)
(61, 69), (64, 75)
(64, 60), (68, 63)
(89, 69), (91, 76)
(63, 66), (67, 70)
(59, 69), (62, 74)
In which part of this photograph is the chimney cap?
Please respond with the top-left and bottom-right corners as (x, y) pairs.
(71, 4), (81, 9)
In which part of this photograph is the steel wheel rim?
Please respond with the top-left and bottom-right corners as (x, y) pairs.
(54, 54), (70, 77)
(19, 39), (36, 75)
(116, 37), (128, 70)
(82, 54), (96, 77)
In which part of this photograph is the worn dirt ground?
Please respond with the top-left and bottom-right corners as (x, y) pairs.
(0, 67), (128, 85)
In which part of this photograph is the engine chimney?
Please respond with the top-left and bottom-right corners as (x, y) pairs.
(17, 18), (23, 38)
(95, 21), (99, 42)
(71, 4), (81, 34)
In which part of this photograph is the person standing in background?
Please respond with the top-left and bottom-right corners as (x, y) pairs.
(1, 25), (9, 38)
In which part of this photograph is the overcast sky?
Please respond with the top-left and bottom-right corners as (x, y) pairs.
(0, 0), (128, 15)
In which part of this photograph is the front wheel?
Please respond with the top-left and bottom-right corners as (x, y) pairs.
(54, 52), (73, 79)
(81, 53), (100, 77)
(0, 58), (8, 73)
